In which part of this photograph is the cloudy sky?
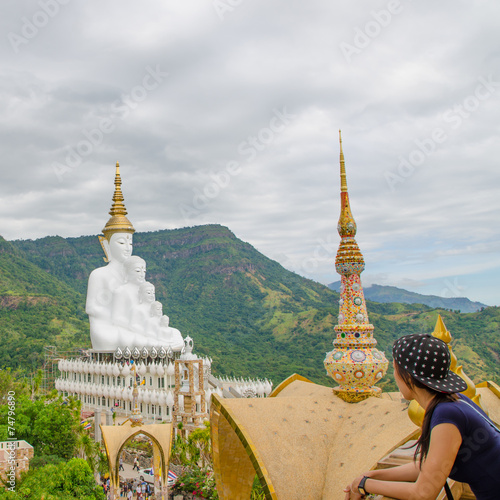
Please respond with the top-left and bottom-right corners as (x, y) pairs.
(0, 0), (499, 306)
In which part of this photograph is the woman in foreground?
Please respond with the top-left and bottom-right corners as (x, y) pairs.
(344, 334), (500, 500)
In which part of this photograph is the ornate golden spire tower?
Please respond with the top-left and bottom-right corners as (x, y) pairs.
(129, 363), (144, 427)
(324, 132), (388, 402)
(102, 162), (135, 240)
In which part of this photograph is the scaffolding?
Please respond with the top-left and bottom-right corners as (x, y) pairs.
(42, 346), (89, 393)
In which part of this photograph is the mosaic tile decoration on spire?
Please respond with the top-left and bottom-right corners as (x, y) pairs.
(324, 131), (388, 402)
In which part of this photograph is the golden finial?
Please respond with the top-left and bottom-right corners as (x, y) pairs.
(432, 314), (452, 345)
(339, 130), (348, 193)
(102, 162), (135, 240)
(432, 314), (457, 370)
(432, 315), (480, 402)
(336, 132), (360, 249)
(130, 362), (143, 427)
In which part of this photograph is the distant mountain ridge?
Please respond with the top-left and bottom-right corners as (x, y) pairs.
(328, 282), (487, 313)
(0, 224), (498, 391)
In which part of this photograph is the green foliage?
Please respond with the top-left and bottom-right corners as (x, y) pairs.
(123, 438), (152, 454)
(29, 454), (66, 469)
(0, 393), (80, 460)
(174, 467), (218, 500)
(170, 423), (217, 499)
(251, 475), (266, 500)
(0, 458), (106, 500)
(171, 422), (212, 468)
(0, 369), (29, 404)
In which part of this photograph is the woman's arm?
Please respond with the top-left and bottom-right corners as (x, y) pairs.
(345, 423), (462, 500)
(368, 461), (420, 482)
(344, 464), (419, 500)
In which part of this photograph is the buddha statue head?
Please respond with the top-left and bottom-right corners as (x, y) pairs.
(138, 282), (155, 304)
(150, 301), (163, 318)
(124, 256), (146, 285)
(104, 233), (133, 264)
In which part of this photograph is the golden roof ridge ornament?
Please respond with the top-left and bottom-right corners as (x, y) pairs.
(102, 162), (135, 240)
(129, 362), (144, 427)
(324, 133), (388, 402)
(432, 314), (479, 401)
(408, 314), (484, 427)
(339, 130), (348, 193)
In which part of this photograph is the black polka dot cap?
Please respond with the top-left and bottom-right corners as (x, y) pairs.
(393, 334), (468, 394)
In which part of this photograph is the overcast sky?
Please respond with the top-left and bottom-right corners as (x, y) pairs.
(0, 1), (499, 306)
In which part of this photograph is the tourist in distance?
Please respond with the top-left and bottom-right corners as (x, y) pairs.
(344, 334), (500, 500)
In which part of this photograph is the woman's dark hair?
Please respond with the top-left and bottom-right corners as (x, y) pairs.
(394, 361), (458, 466)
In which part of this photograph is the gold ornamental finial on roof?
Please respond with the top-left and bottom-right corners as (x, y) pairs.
(102, 162), (135, 240)
(432, 314), (478, 400)
(335, 133), (362, 267)
(432, 314), (452, 345)
(339, 130), (348, 193)
(324, 134), (388, 402)
(130, 362), (143, 427)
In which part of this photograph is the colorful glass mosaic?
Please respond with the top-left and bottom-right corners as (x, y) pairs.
(324, 132), (388, 402)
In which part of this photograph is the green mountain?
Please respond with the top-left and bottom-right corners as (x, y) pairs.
(328, 282), (488, 313)
(0, 235), (88, 369)
(3, 225), (500, 391)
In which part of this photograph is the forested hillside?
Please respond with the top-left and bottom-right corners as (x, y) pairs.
(0, 236), (88, 369)
(3, 225), (499, 391)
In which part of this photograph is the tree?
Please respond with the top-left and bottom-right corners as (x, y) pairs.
(0, 458), (106, 500)
(31, 397), (80, 459)
(0, 393), (80, 460)
(187, 421), (212, 468)
(30, 369), (43, 401)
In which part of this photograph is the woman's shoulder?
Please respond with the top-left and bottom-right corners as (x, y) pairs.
(432, 394), (491, 431)
(431, 396), (469, 428)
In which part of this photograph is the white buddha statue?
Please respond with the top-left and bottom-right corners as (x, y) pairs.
(86, 162), (185, 351)
(130, 282), (156, 335)
(158, 315), (184, 351)
(146, 301), (163, 338)
(112, 256), (146, 329)
(86, 163), (135, 350)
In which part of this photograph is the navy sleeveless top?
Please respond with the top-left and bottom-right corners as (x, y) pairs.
(430, 394), (500, 500)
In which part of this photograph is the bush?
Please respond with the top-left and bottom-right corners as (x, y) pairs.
(174, 466), (218, 499)
(29, 454), (65, 469)
(0, 458), (105, 500)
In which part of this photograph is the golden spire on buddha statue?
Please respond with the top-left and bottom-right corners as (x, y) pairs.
(102, 162), (135, 240)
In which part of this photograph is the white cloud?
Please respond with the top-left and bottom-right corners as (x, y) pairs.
(0, 0), (499, 305)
